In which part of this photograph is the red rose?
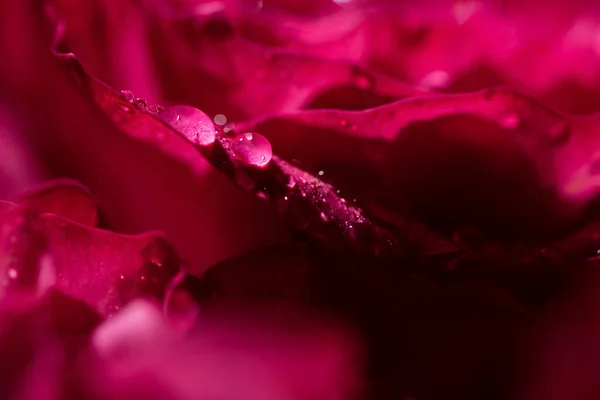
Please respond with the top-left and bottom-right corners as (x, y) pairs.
(1, 0), (600, 399)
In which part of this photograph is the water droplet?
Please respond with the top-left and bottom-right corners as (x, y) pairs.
(7, 268), (17, 279)
(158, 105), (216, 146)
(119, 274), (125, 280)
(147, 105), (164, 114)
(231, 132), (272, 167)
(318, 170), (324, 176)
(133, 98), (147, 109)
(119, 90), (134, 102)
(213, 114), (227, 126)
(340, 119), (349, 127)
(499, 113), (520, 129)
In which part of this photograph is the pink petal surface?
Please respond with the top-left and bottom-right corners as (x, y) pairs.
(0, 200), (181, 317)
(82, 299), (364, 400)
(13, 179), (98, 227)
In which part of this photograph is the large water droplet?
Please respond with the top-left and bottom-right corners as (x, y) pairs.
(231, 132), (272, 167)
(158, 105), (216, 146)
(119, 90), (134, 102)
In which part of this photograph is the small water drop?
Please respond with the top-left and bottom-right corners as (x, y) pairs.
(119, 274), (125, 280)
(214, 114), (227, 126)
(147, 105), (164, 114)
(340, 119), (349, 127)
(158, 105), (216, 146)
(119, 90), (134, 102)
(7, 268), (17, 279)
(133, 98), (147, 109)
(231, 132), (272, 167)
(499, 113), (520, 129)
(318, 170), (324, 176)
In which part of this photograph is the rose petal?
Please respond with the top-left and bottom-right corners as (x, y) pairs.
(13, 179), (98, 227)
(85, 299), (363, 400)
(240, 88), (600, 242)
(50, 0), (418, 120)
(0, 200), (182, 317)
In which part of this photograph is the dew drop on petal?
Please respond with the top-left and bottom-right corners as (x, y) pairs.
(318, 170), (324, 176)
(147, 105), (164, 114)
(7, 268), (17, 279)
(133, 98), (147, 109)
(158, 105), (216, 146)
(119, 90), (134, 102)
(231, 132), (273, 167)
